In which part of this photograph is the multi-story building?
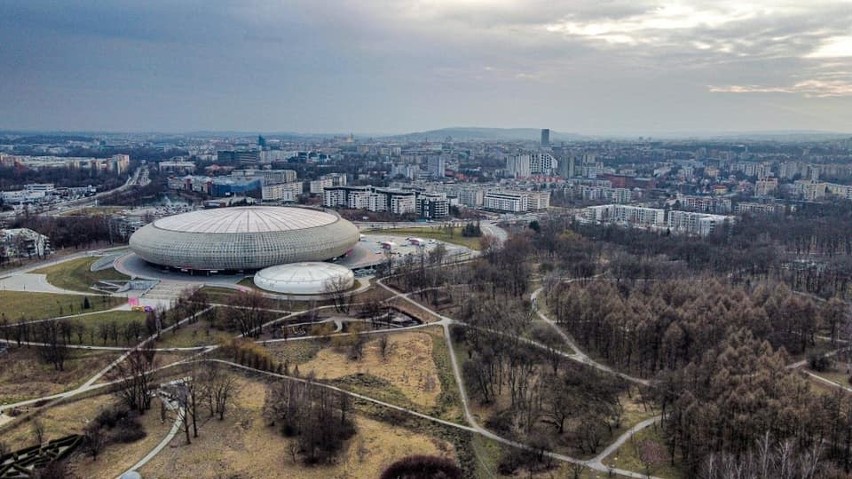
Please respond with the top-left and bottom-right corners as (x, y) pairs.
(667, 210), (731, 236)
(826, 183), (852, 200)
(484, 191), (528, 212)
(735, 202), (786, 215)
(217, 150), (260, 165)
(506, 154), (531, 178)
(527, 191), (551, 210)
(309, 173), (347, 194)
(675, 195), (733, 214)
(454, 187), (484, 208)
(755, 178), (778, 197)
(0, 228), (52, 259)
(261, 182), (302, 202)
(159, 161), (196, 174)
(581, 205), (665, 229)
(427, 156), (446, 178)
(323, 186), (372, 208)
(416, 193), (449, 219)
(483, 190), (550, 212)
(323, 186), (415, 215)
(506, 152), (558, 178)
(794, 180), (827, 201)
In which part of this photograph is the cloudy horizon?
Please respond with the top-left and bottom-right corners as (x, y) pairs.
(2, 1), (851, 135)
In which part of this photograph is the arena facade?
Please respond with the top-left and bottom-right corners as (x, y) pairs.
(129, 206), (359, 272)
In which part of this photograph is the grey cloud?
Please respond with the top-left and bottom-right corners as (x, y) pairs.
(0, 0), (850, 133)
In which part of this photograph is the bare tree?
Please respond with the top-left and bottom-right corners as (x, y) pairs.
(32, 418), (45, 447)
(378, 333), (390, 360)
(323, 275), (353, 314)
(83, 423), (105, 460)
(200, 363), (237, 420)
(36, 320), (70, 371)
(637, 439), (668, 477)
(225, 290), (271, 338)
(111, 349), (157, 414)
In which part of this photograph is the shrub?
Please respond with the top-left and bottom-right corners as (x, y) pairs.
(113, 416), (146, 443)
(808, 354), (834, 372)
(381, 455), (462, 479)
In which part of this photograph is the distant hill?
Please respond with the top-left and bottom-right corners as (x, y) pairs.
(388, 127), (586, 142)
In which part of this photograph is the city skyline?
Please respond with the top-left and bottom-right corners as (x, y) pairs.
(2, 1), (852, 135)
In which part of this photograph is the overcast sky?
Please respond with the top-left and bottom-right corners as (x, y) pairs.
(2, 0), (851, 135)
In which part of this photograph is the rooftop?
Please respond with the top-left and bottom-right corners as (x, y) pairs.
(152, 206), (337, 234)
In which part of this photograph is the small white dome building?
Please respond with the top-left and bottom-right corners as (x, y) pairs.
(253, 262), (355, 295)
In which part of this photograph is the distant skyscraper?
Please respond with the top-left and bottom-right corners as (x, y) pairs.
(541, 129), (550, 148)
(258, 135), (267, 148)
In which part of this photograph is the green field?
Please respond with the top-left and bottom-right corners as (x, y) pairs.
(200, 286), (243, 303)
(68, 310), (148, 345)
(366, 226), (483, 250)
(33, 256), (129, 292)
(0, 291), (122, 321)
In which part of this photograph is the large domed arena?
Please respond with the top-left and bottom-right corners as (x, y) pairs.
(129, 206), (359, 272)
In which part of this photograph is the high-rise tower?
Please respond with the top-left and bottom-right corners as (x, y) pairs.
(540, 129), (550, 148)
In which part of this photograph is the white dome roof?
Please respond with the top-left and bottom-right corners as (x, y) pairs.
(254, 262), (355, 295)
(153, 206), (337, 233)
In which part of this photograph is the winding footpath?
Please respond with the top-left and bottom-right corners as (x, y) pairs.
(3, 264), (665, 478)
(377, 277), (663, 478)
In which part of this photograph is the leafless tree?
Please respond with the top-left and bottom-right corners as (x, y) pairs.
(200, 363), (237, 420)
(111, 349), (157, 414)
(323, 275), (353, 314)
(32, 418), (45, 447)
(36, 320), (70, 371)
(378, 334), (390, 360)
(225, 290), (271, 338)
(83, 423), (105, 460)
(637, 439), (668, 477)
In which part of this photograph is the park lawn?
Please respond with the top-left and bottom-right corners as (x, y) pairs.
(0, 347), (119, 406)
(0, 291), (122, 321)
(266, 338), (326, 365)
(602, 425), (683, 479)
(0, 393), (115, 450)
(137, 375), (454, 479)
(366, 226), (483, 250)
(300, 331), (442, 409)
(32, 257), (129, 292)
(198, 286), (240, 304)
(69, 310), (148, 346)
(152, 320), (233, 349)
(68, 397), (172, 479)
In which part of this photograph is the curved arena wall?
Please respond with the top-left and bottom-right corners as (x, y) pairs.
(129, 217), (359, 271)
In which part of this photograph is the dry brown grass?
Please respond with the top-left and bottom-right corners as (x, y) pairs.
(0, 346), (119, 405)
(1, 394), (115, 450)
(137, 376), (454, 479)
(68, 398), (172, 479)
(266, 339), (325, 366)
(300, 331), (442, 408)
